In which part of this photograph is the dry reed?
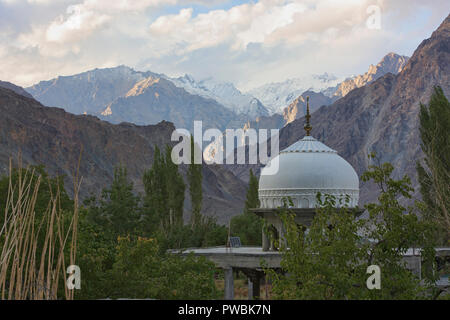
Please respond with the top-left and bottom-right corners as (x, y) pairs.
(0, 157), (81, 300)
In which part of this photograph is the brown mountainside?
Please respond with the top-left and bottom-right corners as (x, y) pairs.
(279, 14), (450, 205)
(0, 80), (34, 99)
(0, 87), (245, 224)
(333, 52), (409, 99)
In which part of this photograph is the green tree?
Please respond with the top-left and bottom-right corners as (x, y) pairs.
(75, 210), (116, 299)
(164, 145), (186, 229)
(104, 237), (219, 299)
(142, 145), (185, 236)
(230, 169), (263, 245)
(244, 169), (260, 214)
(188, 136), (203, 228)
(266, 156), (438, 300)
(416, 86), (450, 245)
(85, 165), (140, 238)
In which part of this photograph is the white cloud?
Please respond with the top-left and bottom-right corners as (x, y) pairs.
(45, 4), (111, 43)
(0, 0), (449, 88)
(149, 0), (307, 54)
(147, 0), (387, 55)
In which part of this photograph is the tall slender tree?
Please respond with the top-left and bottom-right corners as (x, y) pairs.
(188, 136), (203, 228)
(416, 86), (450, 245)
(164, 145), (186, 228)
(143, 145), (185, 235)
(245, 169), (260, 213)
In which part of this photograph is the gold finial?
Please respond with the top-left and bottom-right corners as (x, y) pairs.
(304, 96), (312, 136)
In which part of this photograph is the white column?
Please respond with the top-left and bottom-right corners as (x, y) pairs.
(224, 267), (234, 300)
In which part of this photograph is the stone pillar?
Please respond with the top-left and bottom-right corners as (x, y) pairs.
(248, 274), (261, 300)
(247, 279), (253, 300)
(262, 228), (269, 251)
(224, 267), (234, 300)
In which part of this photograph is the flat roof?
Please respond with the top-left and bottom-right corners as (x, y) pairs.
(171, 246), (282, 269)
(176, 246), (281, 255)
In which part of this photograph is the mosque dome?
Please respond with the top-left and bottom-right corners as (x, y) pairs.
(258, 98), (359, 210)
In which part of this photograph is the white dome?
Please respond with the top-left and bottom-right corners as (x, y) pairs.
(259, 136), (359, 209)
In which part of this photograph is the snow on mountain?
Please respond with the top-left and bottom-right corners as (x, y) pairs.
(248, 73), (343, 115)
(167, 74), (269, 118)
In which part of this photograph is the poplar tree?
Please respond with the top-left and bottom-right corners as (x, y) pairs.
(244, 169), (260, 213)
(143, 145), (185, 235)
(164, 145), (186, 228)
(188, 136), (203, 228)
(416, 86), (450, 245)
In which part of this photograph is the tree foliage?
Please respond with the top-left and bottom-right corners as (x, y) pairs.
(188, 136), (203, 228)
(103, 237), (219, 300)
(230, 169), (263, 245)
(75, 145), (225, 299)
(142, 145), (185, 236)
(266, 156), (438, 299)
(84, 166), (140, 238)
(417, 86), (450, 245)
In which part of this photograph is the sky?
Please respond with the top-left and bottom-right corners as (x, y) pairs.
(0, 0), (449, 91)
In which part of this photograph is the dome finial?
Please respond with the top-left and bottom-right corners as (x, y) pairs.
(304, 96), (312, 136)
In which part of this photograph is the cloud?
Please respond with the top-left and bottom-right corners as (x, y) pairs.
(0, 0), (449, 89)
(149, 0), (307, 54)
(41, 0), (182, 44)
(45, 4), (111, 43)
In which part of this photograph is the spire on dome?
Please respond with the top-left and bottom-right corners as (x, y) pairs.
(304, 96), (312, 136)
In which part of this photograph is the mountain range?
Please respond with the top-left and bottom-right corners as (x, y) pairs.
(26, 67), (268, 133)
(275, 14), (449, 206)
(168, 74), (269, 118)
(1, 14), (448, 224)
(25, 51), (410, 135)
(0, 86), (247, 224)
(248, 73), (342, 114)
(245, 52), (410, 128)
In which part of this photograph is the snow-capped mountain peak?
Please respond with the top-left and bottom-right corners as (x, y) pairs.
(248, 73), (343, 115)
(167, 74), (269, 118)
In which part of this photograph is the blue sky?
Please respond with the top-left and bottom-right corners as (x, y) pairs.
(0, 0), (448, 90)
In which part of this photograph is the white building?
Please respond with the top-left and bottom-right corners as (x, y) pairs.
(255, 97), (362, 251)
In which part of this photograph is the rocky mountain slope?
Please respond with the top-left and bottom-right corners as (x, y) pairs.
(277, 15), (449, 206)
(168, 74), (269, 119)
(248, 53), (410, 117)
(282, 90), (334, 125)
(0, 81), (34, 99)
(332, 52), (409, 99)
(99, 75), (245, 133)
(26, 66), (261, 133)
(26, 66), (157, 115)
(0, 87), (246, 224)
